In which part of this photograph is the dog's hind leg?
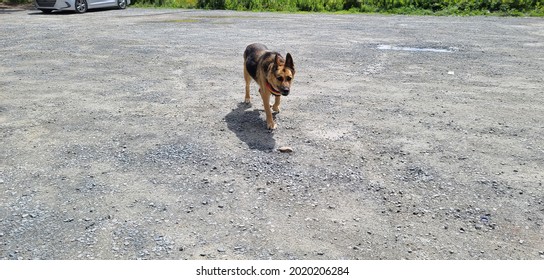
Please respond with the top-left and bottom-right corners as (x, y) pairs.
(244, 67), (251, 103)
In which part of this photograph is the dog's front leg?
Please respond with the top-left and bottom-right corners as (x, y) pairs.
(272, 95), (281, 113)
(260, 89), (276, 130)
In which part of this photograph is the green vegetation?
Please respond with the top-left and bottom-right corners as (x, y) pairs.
(133, 0), (544, 15)
(4, 0), (542, 15)
(2, 0), (32, 5)
(134, 0), (198, 8)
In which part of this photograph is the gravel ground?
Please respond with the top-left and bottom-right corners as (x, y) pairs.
(1, 7), (543, 260)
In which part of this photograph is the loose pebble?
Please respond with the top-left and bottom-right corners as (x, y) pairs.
(278, 146), (293, 153)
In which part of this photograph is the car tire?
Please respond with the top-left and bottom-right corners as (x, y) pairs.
(75, 0), (88, 13)
(118, 0), (127, 9)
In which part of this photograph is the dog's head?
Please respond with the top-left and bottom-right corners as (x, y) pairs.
(267, 53), (295, 96)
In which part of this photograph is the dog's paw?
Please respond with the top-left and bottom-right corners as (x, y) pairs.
(272, 105), (281, 113)
(244, 98), (251, 104)
(267, 121), (277, 130)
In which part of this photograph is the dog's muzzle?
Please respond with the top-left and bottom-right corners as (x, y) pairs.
(267, 81), (290, 97)
(281, 87), (290, 96)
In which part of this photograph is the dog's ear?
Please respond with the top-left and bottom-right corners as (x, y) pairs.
(275, 53), (284, 66)
(285, 53), (294, 72)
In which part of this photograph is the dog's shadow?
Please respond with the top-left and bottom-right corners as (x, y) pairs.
(224, 102), (276, 151)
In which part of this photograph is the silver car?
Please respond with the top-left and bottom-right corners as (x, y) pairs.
(34, 0), (130, 13)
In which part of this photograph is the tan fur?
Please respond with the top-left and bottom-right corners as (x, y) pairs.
(243, 43), (295, 130)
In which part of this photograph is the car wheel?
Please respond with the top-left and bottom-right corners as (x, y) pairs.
(117, 0), (127, 9)
(75, 0), (88, 13)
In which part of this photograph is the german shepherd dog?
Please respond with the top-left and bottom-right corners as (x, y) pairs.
(243, 43), (295, 130)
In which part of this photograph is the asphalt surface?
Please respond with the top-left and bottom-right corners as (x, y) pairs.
(1, 7), (543, 260)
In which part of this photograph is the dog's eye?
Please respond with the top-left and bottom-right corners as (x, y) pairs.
(286, 77), (292, 82)
(277, 76), (284, 82)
